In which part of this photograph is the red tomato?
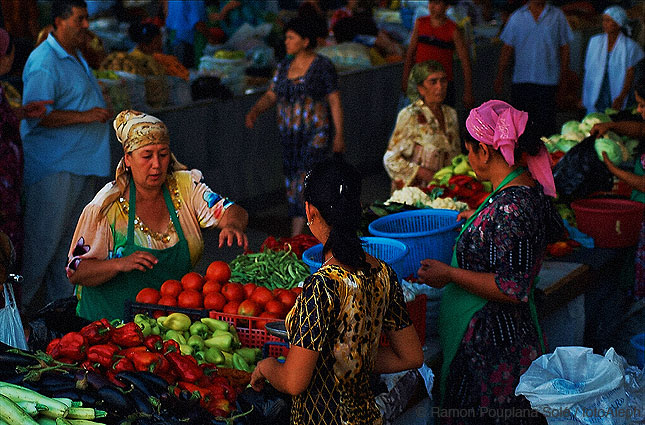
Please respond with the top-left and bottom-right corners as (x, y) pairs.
(135, 287), (161, 304)
(264, 299), (286, 318)
(158, 295), (177, 307)
(291, 287), (302, 296)
(160, 280), (183, 298)
(243, 283), (257, 299)
(221, 282), (244, 302)
(238, 299), (261, 317)
(203, 280), (222, 295)
(272, 288), (284, 297)
(257, 311), (282, 328)
(203, 292), (227, 311)
(250, 286), (274, 308)
(177, 289), (203, 309)
(277, 291), (298, 310)
(206, 261), (231, 283)
(181, 272), (204, 291)
(222, 301), (241, 315)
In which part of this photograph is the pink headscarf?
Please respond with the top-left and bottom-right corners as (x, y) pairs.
(0, 29), (10, 57)
(465, 100), (556, 197)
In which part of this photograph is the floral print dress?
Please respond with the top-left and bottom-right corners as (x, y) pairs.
(442, 185), (563, 425)
(271, 54), (338, 217)
(383, 99), (460, 192)
(286, 260), (412, 425)
(0, 85), (23, 267)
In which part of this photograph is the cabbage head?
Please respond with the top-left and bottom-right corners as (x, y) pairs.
(579, 112), (611, 134)
(594, 138), (622, 164)
(541, 135), (561, 153)
(623, 138), (640, 159)
(561, 120), (581, 135)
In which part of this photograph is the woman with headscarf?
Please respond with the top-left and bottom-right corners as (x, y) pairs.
(383, 60), (460, 192)
(582, 5), (644, 113)
(417, 100), (564, 423)
(66, 110), (248, 321)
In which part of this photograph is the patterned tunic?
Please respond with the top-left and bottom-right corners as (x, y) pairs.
(443, 185), (563, 425)
(383, 100), (460, 192)
(286, 260), (412, 425)
(0, 85), (23, 266)
(272, 54), (338, 217)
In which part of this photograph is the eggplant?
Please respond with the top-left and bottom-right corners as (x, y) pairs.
(128, 387), (156, 415)
(51, 388), (98, 405)
(0, 351), (40, 367)
(79, 370), (114, 391)
(115, 371), (164, 399)
(97, 385), (133, 415)
(132, 371), (170, 394)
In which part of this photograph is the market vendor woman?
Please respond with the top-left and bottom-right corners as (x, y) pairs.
(418, 100), (564, 423)
(67, 110), (248, 321)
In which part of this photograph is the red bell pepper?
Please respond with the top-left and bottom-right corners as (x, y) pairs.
(79, 319), (114, 345)
(105, 369), (127, 388)
(119, 345), (148, 359)
(112, 357), (135, 373)
(547, 241), (573, 257)
(144, 335), (163, 352)
(177, 381), (211, 401)
(80, 360), (99, 373)
(131, 351), (163, 372)
(46, 338), (61, 359)
(110, 322), (144, 347)
(57, 332), (88, 362)
(86, 343), (121, 368)
(166, 351), (204, 382)
(162, 339), (180, 354)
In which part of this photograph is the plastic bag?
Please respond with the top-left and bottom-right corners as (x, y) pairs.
(0, 283), (28, 350)
(516, 347), (629, 425)
(236, 385), (291, 425)
(552, 136), (613, 202)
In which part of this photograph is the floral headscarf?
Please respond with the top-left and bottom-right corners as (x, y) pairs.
(100, 110), (187, 214)
(406, 60), (445, 103)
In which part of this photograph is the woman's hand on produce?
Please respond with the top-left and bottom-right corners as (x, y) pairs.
(457, 209), (475, 221)
(601, 151), (618, 172)
(250, 358), (270, 391)
(219, 225), (249, 250)
(117, 251), (158, 272)
(590, 122), (612, 137)
(417, 259), (451, 288)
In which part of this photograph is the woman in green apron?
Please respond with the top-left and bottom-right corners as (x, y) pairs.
(66, 110), (248, 321)
(418, 100), (564, 423)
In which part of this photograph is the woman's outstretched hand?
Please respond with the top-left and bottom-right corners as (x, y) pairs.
(457, 209), (475, 221)
(219, 225), (249, 250)
(417, 259), (452, 288)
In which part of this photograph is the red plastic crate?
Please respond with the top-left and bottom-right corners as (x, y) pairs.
(209, 310), (289, 358)
(380, 294), (427, 346)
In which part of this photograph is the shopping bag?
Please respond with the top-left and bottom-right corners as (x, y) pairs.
(516, 346), (628, 425)
(0, 283), (28, 350)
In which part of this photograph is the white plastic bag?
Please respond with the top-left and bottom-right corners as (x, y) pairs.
(516, 346), (629, 425)
(0, 283), (28, 350)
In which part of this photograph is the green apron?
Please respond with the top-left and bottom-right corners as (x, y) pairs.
(438, 167), (545, 404)
(77, 180), (192, 321)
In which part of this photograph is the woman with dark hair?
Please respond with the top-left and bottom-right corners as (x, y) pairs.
(250, 157), (423, 425)
(245, 16), (345, 237)
(418, 100), (564, 423)
(129, 21), (163, 55)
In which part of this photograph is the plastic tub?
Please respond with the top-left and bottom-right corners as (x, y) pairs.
(630, 333), (644, 368)
(570, 198), (644, 248)
(301, 236), (409, 280)
(368, 209), (463, 278)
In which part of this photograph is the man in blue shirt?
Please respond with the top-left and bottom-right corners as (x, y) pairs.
(164, 0), (207, 69)
(20, 0), (111, 311)
(494, 0), (573, 137)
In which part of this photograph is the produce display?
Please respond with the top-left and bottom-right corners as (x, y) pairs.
(134, 260), (301, 320)
(385, 186), (468, 211)
(259, 234), (318, 259)
(229, 249), (310, 290)
(152, 54), (190, 81)
(100, 52), (165, 77)
(29, 313), (257, 422)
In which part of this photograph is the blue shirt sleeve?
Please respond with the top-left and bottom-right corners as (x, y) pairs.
(21, 68), (56, 131)
(555, 9), (573, 46)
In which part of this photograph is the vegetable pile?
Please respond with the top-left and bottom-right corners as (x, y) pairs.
(229, 249), (310, 290)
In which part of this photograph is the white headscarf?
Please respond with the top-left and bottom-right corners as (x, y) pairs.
(603, 6), (631, 35)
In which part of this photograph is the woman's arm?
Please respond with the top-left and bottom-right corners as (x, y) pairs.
(245, 90), (277, 129)
(216, 204), (249, 249)
(69, 252), (159, 287)
(374, 325), (424, 374)
(590, 120), (645, 139)
(417, 259), (519, 303)
(250, 345), (319, 395)
(494, 44), (513, 95)
(401, 22), (418, 93)
(327, 90), (345, 153)
(603, 152), (645, 192)
(612, 67), (635, 110)
(453, 27), (473, 110)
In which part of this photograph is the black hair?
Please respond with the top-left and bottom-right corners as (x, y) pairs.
(332, 17), (359, 43)
(287, 15), (323, 48)
(303, 157), (369, 271)
(465, 119), (543, 159)
(635, 81), (645, 100)
(128, 21), (161, 45)
(52, 0), (87, 25)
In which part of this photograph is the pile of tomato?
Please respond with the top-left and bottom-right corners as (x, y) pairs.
(135, 260), (301, 322)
